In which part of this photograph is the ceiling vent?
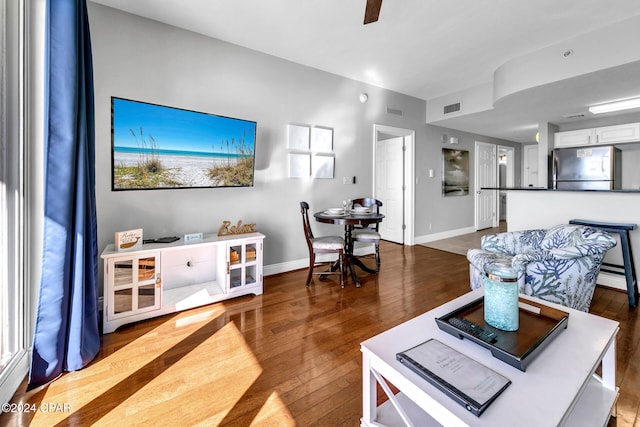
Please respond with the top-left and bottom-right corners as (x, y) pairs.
(385, 107), (403, 116)
(562, 112), (586, 119)
(443, 102), (461, 114)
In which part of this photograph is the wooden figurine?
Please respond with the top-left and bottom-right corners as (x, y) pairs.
(218, 220), (257, 236)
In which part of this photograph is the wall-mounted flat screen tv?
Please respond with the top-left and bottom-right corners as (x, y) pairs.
(111, 97), (256, 190)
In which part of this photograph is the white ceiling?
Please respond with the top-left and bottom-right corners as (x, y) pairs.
(90, 0), (640, 143)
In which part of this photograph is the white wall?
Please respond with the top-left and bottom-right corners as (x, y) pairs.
(88, 4), (428, 284)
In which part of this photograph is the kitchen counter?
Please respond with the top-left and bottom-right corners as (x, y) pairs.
(483, 187), (640, 193)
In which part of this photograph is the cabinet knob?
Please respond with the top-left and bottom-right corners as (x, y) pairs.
(187, 261), (192, 267)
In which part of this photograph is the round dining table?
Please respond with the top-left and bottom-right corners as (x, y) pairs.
(314, 210), (385, 287)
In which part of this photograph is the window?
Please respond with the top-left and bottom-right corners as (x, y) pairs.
(0, 0), (29, 404)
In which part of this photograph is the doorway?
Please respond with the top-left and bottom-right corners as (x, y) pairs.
(523, 144), (539, 187)
(474, 141), (497, 230)
(373, 124), (415, 245)
(475, 142), (516, 230)
(498, 145), (515, 221)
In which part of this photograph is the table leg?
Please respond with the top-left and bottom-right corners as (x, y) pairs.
(351, 256), (378, 275)
(344, 225), (361, 287)
(361, 350), (376, 426)
(602, 333), (618, 417)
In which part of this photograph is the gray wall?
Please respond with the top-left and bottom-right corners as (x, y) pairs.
(88, 4), (428, 277)
(416, 124), (521, 236)
(88, 3), (522, 296)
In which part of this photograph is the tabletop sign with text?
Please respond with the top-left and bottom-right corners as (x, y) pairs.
(115, 228), (143, 252)
(217, 220), (257, 236)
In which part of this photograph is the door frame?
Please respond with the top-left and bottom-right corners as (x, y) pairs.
(474, 141), (498, 230)
(498, 145), (515, 187)
(523, 144), (539, 187)
(372, 124), (415, 246)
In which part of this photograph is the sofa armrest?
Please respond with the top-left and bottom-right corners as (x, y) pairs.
(511, 251), (554, 271)
(467, 249), (515, 271)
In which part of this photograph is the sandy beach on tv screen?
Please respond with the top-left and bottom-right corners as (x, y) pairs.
(114, 152), (239, 187)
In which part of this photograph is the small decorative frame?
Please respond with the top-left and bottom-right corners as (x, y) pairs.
(287, 124), (311, 150)
(312, 154), (335, 179)
(115, 228), (143, 252)
(442, 148), (470, 196)
(288, 152), (311, 178)
(311, 126), (333, 152)
(287, 123), (335, 179)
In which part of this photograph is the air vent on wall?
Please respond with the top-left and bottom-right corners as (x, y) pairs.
(385, 107), (403, 116)
(562, 112), (586, 119)
(443, 102), (461, 114)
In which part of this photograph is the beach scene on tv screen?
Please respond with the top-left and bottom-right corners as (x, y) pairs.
(112, 98), (256, 190)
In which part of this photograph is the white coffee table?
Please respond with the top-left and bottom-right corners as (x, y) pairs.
(361, 289), (619, 427)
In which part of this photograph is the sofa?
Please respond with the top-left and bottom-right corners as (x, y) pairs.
(467, 224), (616, 312)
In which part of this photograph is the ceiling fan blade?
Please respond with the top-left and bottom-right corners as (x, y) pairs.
(364, 0), (383, 24)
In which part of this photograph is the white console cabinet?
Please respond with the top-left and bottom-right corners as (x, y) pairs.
(101, 232), (264, 333)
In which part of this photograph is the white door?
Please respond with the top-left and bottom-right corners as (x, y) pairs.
(375, 136), (404, 244)
(498, 146), (515, 221)
(523, 145), (539, 187)
(475, 141), (497, 230)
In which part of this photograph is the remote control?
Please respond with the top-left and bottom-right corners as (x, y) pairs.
(448, 317), (498, 344)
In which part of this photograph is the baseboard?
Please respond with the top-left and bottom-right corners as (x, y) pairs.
(264, 259), (308, 276)
(415, 226), (477, 245)
(597, 272), (627, 292)
(264, 248), (374, 276)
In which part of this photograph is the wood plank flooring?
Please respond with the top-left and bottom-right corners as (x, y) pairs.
(421, 221), (507, 256)
(2, 241), (639, 426)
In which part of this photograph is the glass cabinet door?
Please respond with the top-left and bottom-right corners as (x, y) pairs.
(108, 253), (161, 320)
(226, 240), (261, 293)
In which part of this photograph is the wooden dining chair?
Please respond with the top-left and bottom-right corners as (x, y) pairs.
(300, 201), (345, 288)
(351, 198), (383, 271)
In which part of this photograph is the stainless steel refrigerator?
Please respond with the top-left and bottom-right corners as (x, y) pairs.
(552, 145), (621, 190)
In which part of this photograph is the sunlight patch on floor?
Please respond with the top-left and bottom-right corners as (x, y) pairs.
(251, 391), (296, 426)
(96, 320), (264, 425)
(28, 305), (256, 426)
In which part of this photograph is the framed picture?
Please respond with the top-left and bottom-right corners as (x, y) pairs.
(312, 154), (335, 179)
(311, 126), (333, 152)
(442, 148), (469, 196)
(287, 124), (311, 150)
(111, 97), (256, 190)
(288, 153), (311, 178)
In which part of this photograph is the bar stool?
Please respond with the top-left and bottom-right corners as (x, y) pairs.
(569, 219), (638, 308)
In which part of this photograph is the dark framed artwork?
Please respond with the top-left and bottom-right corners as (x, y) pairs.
(442, 148), (469, 196)
(111, 97), (256, 190)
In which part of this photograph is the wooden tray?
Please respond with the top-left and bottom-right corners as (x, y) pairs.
(435, 297), (569, 371)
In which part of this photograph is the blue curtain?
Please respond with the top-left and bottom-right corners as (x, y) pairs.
(28, 0), (99, 390)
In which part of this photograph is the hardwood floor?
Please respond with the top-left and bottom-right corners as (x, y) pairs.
(2, 241), (639, 426)
(421, 221), (507, 256)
